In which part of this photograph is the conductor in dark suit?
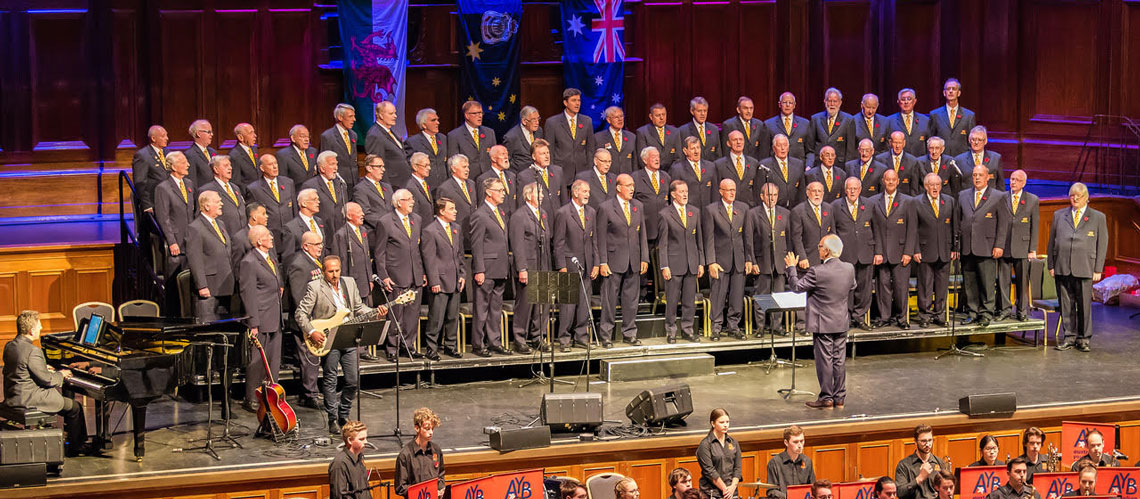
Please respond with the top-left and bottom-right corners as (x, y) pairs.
(722, 96), (770, 163)
(785, 234), (856, 409)
(420, 198), (466, 360)
(186, 190), (235, 321)
(806, 146), (847, 202)
(632, 146), (672, 246)
(320, 103), (359, 188)
(374, 189), (427, 361)
(1048, 182), (1108, 352)
(760, 135), (806, 208)
(958, 165), (1010, 327)
(185, 119), (218, 187)
(510, 182), (553, 351)
(228, 123), (261, 192)
(330, 202), (373, 307)
(846, 139), (886, 198)
(407, 108), (448, 186)
(929, 78), (976, 157)
(791, 182), (837, 268)
(876, 131), (921, 195)
(636, 103), (682, 168)
(679, 96), (721, 160)
(832, 178), (876, 330)
(405, 152), (436, 225)
(434, 154), (478, 249)
(913, 173), (958, 328)
(553, 180), (599, 351)
(765, 92), (814, 164)
(577, 149), (617, 211)
(154, 151), (196, 279)
(715, 131), (762, 207)
(955, 126), (1005, 191)
(503, 105), (543, 172)
(544, 88), (595, 184)
(597, 174), (648, 346)
(131, 125), (170, 215)
(671, 136), (718, 211)
(285, 230), (325, 409)
(749, 183), (791, 333)
(856, 94), (889, 154)
(659, 180), (705, 343)
(470, 177), (515, 356)
(199, 155), (246, 237)
(870, 169), (917, 328)
(248, 155), (297, 259)
(355, 154), (394, 248)
(447, 100), (496, 178)
(886, 89), (932, 158)
(277, 124), (319, 188)
(998, 170), (1038, 322)
(595, 106), (637, 174)
(239, 225), (284, 412)
(302, 151), (349, 236)
(365, 100), (413, 188)
(809, 88), (857, 166)
(705, 179), (752, 339)
(479, 145), (518, 215)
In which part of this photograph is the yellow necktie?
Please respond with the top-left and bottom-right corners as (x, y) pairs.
(886, 195), (893, 216)
(975, 153), (983, 167)
(678, 206), (687, 229)
(825, 169), (833, 192)
(387, 128), (400, 147)
(265, 254), (276, 275)
(931, 198), (939, 218)
(623, 201), (631, 225)
(1012, 194), (1019, 215)
(224, 183), (238, 205)
(353, 224), (362, 245)
(494, 208), (506, 230)
(179, 179), (187, 204)
(211, 218), (226, 244)
(314, 257), (323, 270)
(697, 123), (705, 146)
(328, 180), (337, 203)
(613, 131), (621, 152)
(735, 156), (744, 179)
(270, 179), (280, 202)
(769, 207), (775, 227)
(578, 206), (586, 229)
(309, 218), (319, 235)
(949, 108), (956, 128)
(860, 163), (868, 181)
(866, 117), (874, 135)
(342, 130), (351, 151)
(541, 169), (549, 188)
(472, 128), (479, 148)
(814, 205), (821, 226)
(299, 148), (309, 171)
(599, 174), (608, 193)
(422, 179), (432, 201)
(1073, 210), (1080, 227)
(498, 172), (509, 195)
(828, 116), (835, 134)
(693, 162), (701, 182)
(894, 155), (901, 170)
(536, 210), (545, 230)
(402, 216), (412, 238)
(158, 148), (166, 168)
(375, 181), (386, 200)
(460, 181), (471, 204)
(445, 223), (453, 245)
(850, 203), (857, 221)
(247, 147), (255, 165)
(657, 126), (665, 145)
(974, 190), (982, 208)
(743, 119), (751, 141)
(651, 171), (659, 194)
(784, 116), (792, 135)
(570, 116), (576, 139)
(429, 134), (438, 155)
(726, 204), (733, 222)
(904, 114), (912, 134)
(780, 160), (788, 182)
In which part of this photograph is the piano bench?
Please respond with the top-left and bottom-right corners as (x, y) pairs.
(0, 405), (58, 430)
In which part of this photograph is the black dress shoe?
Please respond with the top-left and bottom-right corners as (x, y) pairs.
(623, 338), (643, 346)
(513, 343), (533, 354)
(359, 350), (377, 361)
(572, 341), (591, 349)
(1016, 313), (1028, 322)
(932, 318), (948, 327)
(559, 343), (572, 353)
(488, 345), (510, 355)
(531, 341), (552, 352)
(602, 341), (613, 348)
(425, 351), (442, 361)
(386, 353), (398, 362)
(443, 348), (464, 359)
(977, 318), (990, 328)
(857, 321), (873, 331)
(710, 333), (721, 342)
(328, 420), (341, 435)
(805, 399), (834, 409)
(1055, 340), (1075, 351)
(962, 316), (978, 325)
(916, 318), (930, 328)
(666, 336), (677, 344)
(298, 396), (322, 410)
(897, 319), (910, 330)
(1077, 342), (1091, 352)
(408, 351), (425, 359)
(474, 348), (493, 357)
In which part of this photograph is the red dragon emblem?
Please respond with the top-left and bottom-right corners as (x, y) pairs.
(349, 30), (399, 102)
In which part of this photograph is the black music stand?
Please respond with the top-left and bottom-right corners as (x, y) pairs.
(177, 334), (240, 461)
(754, 292), (813, 399)
(518, 270), (577, 390)
(751, 294), (805, 374)
(332, 318), (389, 451)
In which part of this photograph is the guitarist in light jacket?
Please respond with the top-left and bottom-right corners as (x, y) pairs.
(295, 254), (388, 434)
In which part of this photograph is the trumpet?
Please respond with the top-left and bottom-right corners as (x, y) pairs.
(1046, 443), (1062, 472)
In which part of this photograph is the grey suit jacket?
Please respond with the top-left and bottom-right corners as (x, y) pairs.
(354, 178), (394, 244)
(631, 168), (671, 241)
(200, 179), (247, 236)
(295, 276), (372, 336)
(406, 131), (449, 186)
(319, 126), (359, 186)
(669, 159), (718, 211)
(247, 176), (297, 251)
(470, 203), (511, 279)
(374, 211), (425, 288)
(844, 158), (887, 198)
(703, 200), (752, 272)
(869, 192), (917, 264)
(366, 123), (413, 187)
(805, 165), (847, 203)
(597, 198), (648, 274)
(875, 150), (921, 195)
(713, 154), (762, 207)
(476, 168), (518, 215)
(286, 251), (323, 311)
(786, 258), (857, 334)
(758, 156), (806, 208)
(957, 187), (1009, 257)
(553, 202), (598, 271)
(809, 111), (857, 166)
(749, 204), (791, 275)
(405, 176), (435, 224)
(302, 175), (349, 235)
(509, 205), (552, 273)
(2, 335), (66, 412)
(434, 177), (478, 247)
(764, 114), (813, 162)
(593, 128), (637, 174)
(678, 120), (721, 160)
(954, 150), (1005, 191)
(131, 145), (170, 212)
(184, 144), (219, 188)
(658, 204), (703, 275)
(831, 197), (876, 265)
(721, 116), (770, 162)
(1047, 207), (1108, 278)
(516, 165), (565, 216)
(421, 219), (466, 293)
(929, 106), (976, 157)
(228, 145), (260, 192)
(635, 124), (682, 168)
(544, 113), (596, 182)
(885, 112), (932, 158)
(239, 249), (283, 333)
(854, 113), (889, 154)
(502, 124), (543, 172)
(914, 193), (958, 263)
(790, 202), (837, 265)
(331, 223), (373, 298)
(1002, 191), (1039, 258)
(576, 169), (617, 211)
(154, 176), (197, 249)
(446, 125), (496, 179)
(277, 145), (319, 188)
(186, 215), (235, 296)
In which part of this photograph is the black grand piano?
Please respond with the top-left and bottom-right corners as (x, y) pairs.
(42, 316), (246, 461)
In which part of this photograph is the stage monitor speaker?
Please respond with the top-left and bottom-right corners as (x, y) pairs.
(0, 463), (47, 489)
(489, 426), (551, 452)
(541, 392), (603, 432)
(626, 383), (693, 426)
(959, 392), (1016, 417)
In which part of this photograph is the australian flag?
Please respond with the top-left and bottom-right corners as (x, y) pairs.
(457, 0), (522, 138)
(562, 0), (626, 132)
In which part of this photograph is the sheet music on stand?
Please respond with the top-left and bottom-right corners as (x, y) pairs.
(754, 291), (806, 312)
(526, 270), (580, 305)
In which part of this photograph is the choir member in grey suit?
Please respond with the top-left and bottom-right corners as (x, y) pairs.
(447, 101), (496, 178)
(955, 126), (1005, 191)
(846, 139), (887, 198)
(282, 189), (328, 262)
(913, 173), (958, 327)
(785, 235), (856, 409)
(553, 180), (599, 350)
(721, 97), (771, 163)
(715, 131), (762, 207)
(957, 165), (1010, 327)
(199, 155), (246, 237)
(809, 88), (857, 166)
(670, 136), (718, 214)
(302, 151), (350, 236)
(374, 189), (426, 360)
(885, 88), (932, 158)
(544, 88), (596, 186)
(678, 96), (721, 160)
(659, 180), (705, 342)
(277, 124), (320, 188)
(239, 226), (284, 408)
(597, 174), (648, 345)
(420, 198), (466, 359)
(855, 94), (889, 154)
(232, 203), (266, 272)
(791, 182), (837, 267)
(928, 79), (977, 157)
(246, 156), (297, 258)
(594, 106), (638, 174)
(186, 191), (235, 321)
(228, 123), (261, 193)
(185, 119), (219, 188)
(434, 154), (478, 249)
(510, 183), (553, 349)
(704, 179), (753, 339)
(876, 131), (922, 196)
(915, 137), (965, 197)
(998, 170), (1039, 321)
(405, 152), (436, 225)
(355, 154), (395, 249)
(805, 147), (847, 203)
(870, 170), (917, 328)
(331, 203), (374, 307)
(577, 149), (617, 211)
(285, 231), (325, 406)
(154, 151), (197, 278)
(516, 139), (565, 216)
(365, 101), (413, 188)
(635, 104), (683, 169)
(478, 145), (519, 215)
(406, 108), (449, 186)
(1047, 182), (1108, 351)
(749, 183), (791, 332)
(764, 92), (814, 164)
(470, 177), (515, 355)
(319, 103), (360, 188)
(131, 125), (171, 214)
(759, 135), (807, 208)
(831, 178), (877, 329)
(503, 105), (544, 172)
(632, 147), (672, 245)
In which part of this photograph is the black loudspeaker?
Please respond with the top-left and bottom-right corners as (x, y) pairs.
(541, 392), (603, 432)
(489, 426), (552, 452)
(626, 384), (694, 426)
(0, 463), (47, 489)
(959, 393), (1017, 417)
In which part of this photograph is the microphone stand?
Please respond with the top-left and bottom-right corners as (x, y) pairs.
(373, 277), (412, 445)
(571, 257), (598, 392)
(518, 168), (570, 390)
(936, 229), (983, 359)
(176, 334), (241, 460)
(756, 203), (802, 373)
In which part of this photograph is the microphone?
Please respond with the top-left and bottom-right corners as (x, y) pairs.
(370, 274), (384, 284)
(948, 158), (962, 177)
(570, 256), (584, 271)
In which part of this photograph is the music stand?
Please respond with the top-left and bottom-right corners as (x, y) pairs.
(330, 319), (388, 450)
(518, 270), (576, 390)
(756, 292), (814, 399)
(177, 334), (240, 460)
(751, 294), (805, 374)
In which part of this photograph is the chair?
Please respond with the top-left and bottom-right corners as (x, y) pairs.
(585, 472), (626, 499)
(0, 405), (57, 429)
(175, 269), (194, 318)
(118, 299), (160, 321)
(1029, 257), (1061, 346)
(72, 301), (115, 331)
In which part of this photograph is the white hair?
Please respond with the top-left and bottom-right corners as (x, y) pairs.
(821, 234), (843, 258)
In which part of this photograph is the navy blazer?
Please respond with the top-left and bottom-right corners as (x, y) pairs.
(365, 122), (413, 188)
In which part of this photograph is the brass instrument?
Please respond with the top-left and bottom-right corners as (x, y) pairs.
(944, 455), (953, 474)
(1046, 443), (1062, 472)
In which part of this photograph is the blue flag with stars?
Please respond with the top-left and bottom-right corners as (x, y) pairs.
(562, 0), (626, 132)
(457, 0), (522, 138)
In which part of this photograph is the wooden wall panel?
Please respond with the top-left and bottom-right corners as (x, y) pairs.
(820, 1), (873, 107)
(814, 445), (849, 482)
(0, 246), (115, 347)
(689, 2), (734, 116)
(1122, 3), (1140, 119)
(946, 436), (978, 471)
(28, 10), (93, 153)
(891, 1), (941, 115)
(856, 441), (893, 480)
(738, 2), (779, 113)
(214, 10), (259, 145)
(639, 3), (684, 117)
(627, 459), (668, 499)
(157, 10), (206, 135)
(1022, 2), (1101, 127)
(263, 9), (316, 147)
(112, 8), (143, 150)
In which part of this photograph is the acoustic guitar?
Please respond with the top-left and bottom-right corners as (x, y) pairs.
(250, 334), (298, 436)
(306, 289), (416, 356)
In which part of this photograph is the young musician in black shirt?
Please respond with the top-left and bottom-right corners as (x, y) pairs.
(329, 420), (372, 499)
